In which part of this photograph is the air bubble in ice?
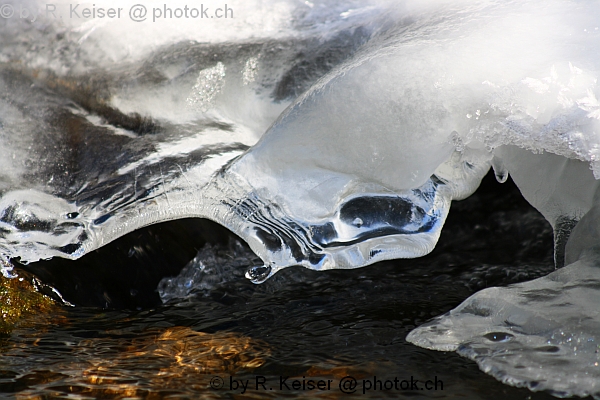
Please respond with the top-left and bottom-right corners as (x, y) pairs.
(186, 62), (226, 112)
(242, 57), (259, 86)
(483, 332), (514, 342)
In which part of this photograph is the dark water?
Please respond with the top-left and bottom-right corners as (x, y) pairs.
(0, 173), (572, 399)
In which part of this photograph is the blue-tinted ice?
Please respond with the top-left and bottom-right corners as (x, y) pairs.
(4, 0), (600, 397)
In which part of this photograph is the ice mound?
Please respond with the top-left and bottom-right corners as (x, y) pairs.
(406, 256), (600, 398)
(157, 240), (256, 304)
(3, 0), (600, 396)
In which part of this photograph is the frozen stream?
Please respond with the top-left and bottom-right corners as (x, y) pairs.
(2, 0), (600, 397)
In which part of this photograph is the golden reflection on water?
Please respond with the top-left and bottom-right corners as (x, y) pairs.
(13, 326), (270, 399)
(91, 326), (270, 374)
(1, 276), (375, 399)
(305, 364), (371, 380)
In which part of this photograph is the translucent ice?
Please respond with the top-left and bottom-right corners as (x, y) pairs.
(0, 0), (493, 272)
(4, 0), (600, 396)
(407, 257), (600, 398)
(157, 240), (255, 303)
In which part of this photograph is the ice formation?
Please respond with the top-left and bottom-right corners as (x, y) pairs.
(3, 0), (600, 396)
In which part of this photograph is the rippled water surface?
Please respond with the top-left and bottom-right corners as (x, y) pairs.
(0, 174), (567, 399)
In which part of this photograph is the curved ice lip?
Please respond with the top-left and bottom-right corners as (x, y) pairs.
(226, 175), (451, 283)
(0, 148), (486, 284)
(0, 173), (451, 283)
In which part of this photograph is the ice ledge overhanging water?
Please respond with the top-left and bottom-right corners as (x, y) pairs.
(3, 0), (600, 397)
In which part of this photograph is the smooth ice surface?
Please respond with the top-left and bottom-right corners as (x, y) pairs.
(4, 1), (600, 396)
(406, 256), (600, 398)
